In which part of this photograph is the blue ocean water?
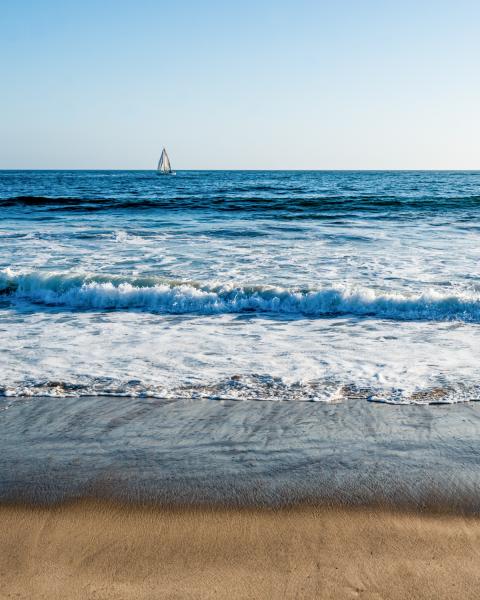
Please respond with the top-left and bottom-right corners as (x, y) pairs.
(1, 170), (480, 403)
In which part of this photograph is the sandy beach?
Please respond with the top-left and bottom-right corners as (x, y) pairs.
(2, 397), (480, 598)
(1, 501), (480, 599)
(3, 1), (480, 597)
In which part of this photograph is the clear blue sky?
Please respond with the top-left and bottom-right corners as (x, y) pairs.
(1, 0), (479, 169)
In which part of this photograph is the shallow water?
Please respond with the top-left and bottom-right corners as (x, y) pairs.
(1, 170), (480, 403)
(2, 395), (480, 509)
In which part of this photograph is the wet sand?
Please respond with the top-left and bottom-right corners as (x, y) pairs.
(3, 397), (480, 598)
(2, 396), (480, 510)
(2, 501), (480, 599)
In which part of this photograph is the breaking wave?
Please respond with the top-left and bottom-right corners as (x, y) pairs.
(1, 269), (480, 322)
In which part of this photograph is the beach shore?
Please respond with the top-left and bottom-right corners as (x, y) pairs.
(3, 397), (480, 598)
(2, 501), (480, 599)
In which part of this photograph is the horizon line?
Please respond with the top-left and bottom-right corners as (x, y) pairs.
(1, 168), (480, 173)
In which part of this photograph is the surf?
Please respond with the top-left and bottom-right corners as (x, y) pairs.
(2, 269), (480, 322)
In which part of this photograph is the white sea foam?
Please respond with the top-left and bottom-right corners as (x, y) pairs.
(1, 269), (480, 322)
(1, 269), (479, 405)
(1, 169), (480, 409)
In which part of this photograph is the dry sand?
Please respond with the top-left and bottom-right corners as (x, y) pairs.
(1, 501), (480, 599)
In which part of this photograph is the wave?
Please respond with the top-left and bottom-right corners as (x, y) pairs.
(1, 374), (478, 405)
(3, 194), (480, 213)
(0, 196), (125, 211)
(1, 269), (480, 322)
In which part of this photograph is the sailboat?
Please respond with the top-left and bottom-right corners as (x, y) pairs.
(157, 148), (174, 174)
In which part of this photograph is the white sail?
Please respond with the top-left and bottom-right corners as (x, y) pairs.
(157, 148), (172, 173)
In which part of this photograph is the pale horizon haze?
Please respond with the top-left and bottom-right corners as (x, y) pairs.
(1, 0), (479, 170)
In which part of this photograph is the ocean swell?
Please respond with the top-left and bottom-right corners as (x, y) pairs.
(3, 193), (480, 214)
(1, 269), (479, 322)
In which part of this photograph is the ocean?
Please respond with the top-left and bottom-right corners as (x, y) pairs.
(1, 169), (479, 404)
(2, 169), (480, 506)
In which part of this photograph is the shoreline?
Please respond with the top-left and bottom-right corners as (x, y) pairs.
(2, 396), (480, 511)
(4, 394), (480, 597)
(4, 491), (480, 517)
(2, 500), (480, 599)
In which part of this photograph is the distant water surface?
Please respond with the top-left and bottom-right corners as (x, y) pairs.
(1, 170), (480, 404)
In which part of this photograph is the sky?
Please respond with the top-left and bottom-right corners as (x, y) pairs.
(1, 0), (479, 169)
